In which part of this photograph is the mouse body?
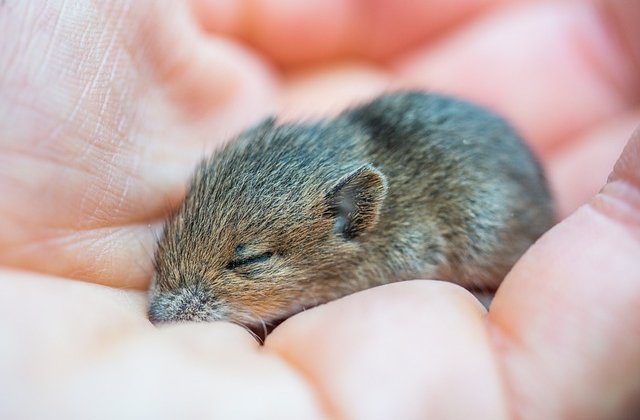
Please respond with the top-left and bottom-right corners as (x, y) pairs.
(148, 91), (554, 333)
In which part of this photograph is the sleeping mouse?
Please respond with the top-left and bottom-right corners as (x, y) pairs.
(147, 91), (554, 339)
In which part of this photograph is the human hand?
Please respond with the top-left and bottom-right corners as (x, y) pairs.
(0, 0), (638, 418)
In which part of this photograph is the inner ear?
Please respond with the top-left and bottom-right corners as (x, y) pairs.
(324, 164), (388, 239)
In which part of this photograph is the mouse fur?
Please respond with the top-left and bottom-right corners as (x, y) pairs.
(147, 91), (554, 335)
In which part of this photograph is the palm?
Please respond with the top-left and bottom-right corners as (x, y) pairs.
(1, 0), (638, 418)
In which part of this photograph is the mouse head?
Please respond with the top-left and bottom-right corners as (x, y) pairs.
(148, 121), (387, 336)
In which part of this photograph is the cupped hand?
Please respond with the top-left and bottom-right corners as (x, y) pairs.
(0, 0), (639, 418)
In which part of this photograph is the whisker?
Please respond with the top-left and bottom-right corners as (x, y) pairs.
(260, 317), (268, 341)
(242, 307), (271, 342)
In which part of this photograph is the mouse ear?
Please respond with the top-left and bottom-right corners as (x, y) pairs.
(325, 164), (388, 239)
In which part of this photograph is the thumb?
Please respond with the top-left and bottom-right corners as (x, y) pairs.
(489, 125), (640, 419)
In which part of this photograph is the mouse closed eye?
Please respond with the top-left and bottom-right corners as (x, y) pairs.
(148, 90), (555, 340)
(225, 244), (275, 271)
(226, 252), (274, 270)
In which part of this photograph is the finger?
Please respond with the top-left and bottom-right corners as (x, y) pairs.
(395, 0), (640, 154)
(191, 0), (501, 66)
(0, 269), (326, 419)
(267, 281), (509, 419)
(488, 126), (640, 418)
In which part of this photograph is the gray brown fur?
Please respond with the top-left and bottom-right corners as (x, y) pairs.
(148, 91), (554, 335)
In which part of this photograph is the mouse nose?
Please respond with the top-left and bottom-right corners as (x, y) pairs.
(147, 301), (168, 324)
(148, 288), (216, 324)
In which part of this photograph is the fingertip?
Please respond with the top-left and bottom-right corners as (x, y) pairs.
(266, 281), (506, 420)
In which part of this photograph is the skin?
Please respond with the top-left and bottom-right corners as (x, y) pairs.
(0, 0), (639, 418)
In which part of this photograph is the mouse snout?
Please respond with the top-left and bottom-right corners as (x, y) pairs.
(148, 287), (219, 324)
(147, 302), (168, 325)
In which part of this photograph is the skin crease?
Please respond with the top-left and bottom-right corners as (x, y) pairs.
(0, 0), (639, 418)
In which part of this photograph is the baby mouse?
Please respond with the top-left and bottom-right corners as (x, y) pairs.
(148, 91), (554, 338)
